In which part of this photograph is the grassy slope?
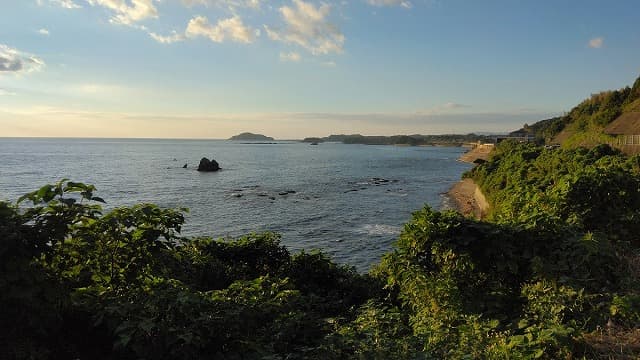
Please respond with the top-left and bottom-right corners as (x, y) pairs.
(510, 75), (640, 148)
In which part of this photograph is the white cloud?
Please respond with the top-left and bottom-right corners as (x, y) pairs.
(279, 51), (301, 62)
(86, 0), (158, 25)
(0, 106), (558, 138)
(182, 0), (262, 10)
(149, 30), (185, 44)
(366, 0), (412, 8)
(265, 0), (345, 55)
(416, 102), (472, 115)
(147, 14), (256, 45)
(588, 36), (604, 49)
(38, 28), (50, 36)
(442, 102), (470, 110)
(0, 44), (45, 74)
(42, 0), (157, 26)
(73, 83), (130, 94)
(0, 89), (17, 96)
(186, 15), (255, 43)
(38, 0), (82, 9)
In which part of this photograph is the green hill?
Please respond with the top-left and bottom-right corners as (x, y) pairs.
(511, 75), (640, 148)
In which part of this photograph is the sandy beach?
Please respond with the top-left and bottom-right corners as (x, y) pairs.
(446, 145), (493, 218)
(458, 144), (494, 163)
(447, 178), (489, 219)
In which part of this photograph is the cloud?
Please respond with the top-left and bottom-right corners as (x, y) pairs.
(280, 51), (301, 62)
(0, 104), (559, 138)
(0, 44), (45, 74)
(73, 83), (131, 94)
(366, 0), (412, 8)
(149, 30), (185, 44)
(86, 0), (158, 25)
(415, 102), (472, 115)
(186, 15), (255, 43)
(147, 14), (256, 45)
(38, 28), (50, 36)
(181, 0), (262, 10)
(442, 102), (471, 110)
(265, 0), (345, 55)
(0, 89), (17, 96)
(38, 0), (82, 9)
(588, 36), (604, 49)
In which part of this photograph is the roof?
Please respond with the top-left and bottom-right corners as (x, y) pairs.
(604, 112), (640, 135)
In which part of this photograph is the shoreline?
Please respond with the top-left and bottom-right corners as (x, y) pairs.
(445, 145), (493, 218)
(446, 178), (489, 219)
(458, 143), (493, 163)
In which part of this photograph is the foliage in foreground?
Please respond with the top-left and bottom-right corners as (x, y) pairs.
(0, 180), (379, 359)
(2, 141), (640, 360)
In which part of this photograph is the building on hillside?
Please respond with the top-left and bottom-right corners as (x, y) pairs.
(604, 112), (640, 148)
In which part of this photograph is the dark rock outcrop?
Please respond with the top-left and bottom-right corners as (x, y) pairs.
(197, 158), (220, 172)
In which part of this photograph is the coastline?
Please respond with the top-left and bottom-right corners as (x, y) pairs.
(446, 145), (492, 218)
(447, 178), (489, 219)
(458, 143), (493, 163)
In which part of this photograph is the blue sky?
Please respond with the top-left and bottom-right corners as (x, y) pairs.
(1, 0), (639, 138)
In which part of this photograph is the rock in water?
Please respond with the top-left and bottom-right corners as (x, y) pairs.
(197, 157), (220, 172)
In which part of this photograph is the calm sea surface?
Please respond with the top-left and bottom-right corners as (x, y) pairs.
(0, 138), (471, 271)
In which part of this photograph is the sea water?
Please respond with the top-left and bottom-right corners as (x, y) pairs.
(0, 138), (471, 271)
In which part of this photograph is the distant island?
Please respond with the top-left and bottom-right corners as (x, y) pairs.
(302, 133), (494, 146)
(229, 132), (274, 141)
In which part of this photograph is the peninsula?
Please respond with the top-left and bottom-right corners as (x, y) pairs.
(302, 133), (493, 146)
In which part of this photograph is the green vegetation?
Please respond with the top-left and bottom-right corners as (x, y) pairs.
(464, 141), (640, 357)
(2, 141), (640, 358)
(0, 180), (381, 359)
(508, 116), (563, 144)
(513, 75), (640, 147)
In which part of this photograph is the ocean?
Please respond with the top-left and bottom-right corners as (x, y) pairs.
(0, 138), (471, 271)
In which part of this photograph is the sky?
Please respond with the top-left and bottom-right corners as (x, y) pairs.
(1, 0), (639, 139)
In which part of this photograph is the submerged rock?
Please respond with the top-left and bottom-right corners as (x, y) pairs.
(197, 157), (220, 172)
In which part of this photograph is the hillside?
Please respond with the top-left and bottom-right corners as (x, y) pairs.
(510, 75), (640, 148)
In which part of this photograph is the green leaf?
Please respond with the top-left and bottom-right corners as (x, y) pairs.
(36, 185), (53, 201)
(517, 319), (529, 329)
(533, 348), (545, 358)
(17, 193), (32, 204)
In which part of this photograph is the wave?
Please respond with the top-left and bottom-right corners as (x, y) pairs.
(355, 224), (402, 236)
